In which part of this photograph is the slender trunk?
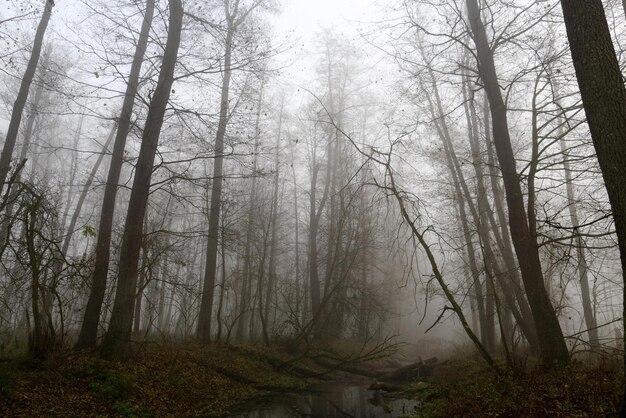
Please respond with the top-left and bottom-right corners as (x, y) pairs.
(263, 104), (283, 344)
(62, 124), (116, 256)
(424, 69), (489, 347)
(216, 223), (227, 342)
(466, 0), (569, 366)
(60, 116), (84, 234)
(0, 59), (47, 259)
(197, 7), (236, 343)
(235, 80), (264, 341)
(558, 135), (599, 349)
(100, 0), (182, 360)
(290, 142), (301, 322)
(463, 79), (497, 353)
(0, 0), (53, 194)
(77, 0), (155, 348)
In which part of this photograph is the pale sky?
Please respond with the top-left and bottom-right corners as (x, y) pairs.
(274, 0), (380, 39)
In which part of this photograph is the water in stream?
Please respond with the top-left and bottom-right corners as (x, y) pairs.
(230, 380), (420, 418)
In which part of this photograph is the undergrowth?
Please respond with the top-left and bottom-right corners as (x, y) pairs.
(408, 353), (623, 417)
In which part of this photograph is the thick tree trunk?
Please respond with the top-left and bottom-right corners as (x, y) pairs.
(77, 0), (155, 348)
(559, 0), (626, 409)
(484, 103), (540, 351)
(0, 0), (53, 194)
(466, 0), (569, 366)
(100, 0), (182, 360)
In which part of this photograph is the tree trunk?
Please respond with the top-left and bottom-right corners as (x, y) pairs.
(263, 102), (283, 344)
(62, 124), (117, 256)
(558, 135), (599, 349)
(424, 68), (490, 349)
(559, 0), (626, 408)
(77, 0), (155, 348)
(196, 4), (236, 343)
(0, 0), (53, 194)
(235, 80), (264, 341)
(100, 0), (182, 360)
(466, 0), (569, 366)
(484, 101), (540, 351)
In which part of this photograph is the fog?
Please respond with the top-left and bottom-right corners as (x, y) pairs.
(0, 0), (624, 415)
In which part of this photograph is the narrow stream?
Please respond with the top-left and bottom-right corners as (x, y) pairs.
(230, 380), (419, 418)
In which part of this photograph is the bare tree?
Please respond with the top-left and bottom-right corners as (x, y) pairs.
(0, 0), (53, 195)
(466, 0), (569, 367)
(100, 0), (183, 360)
(76, 0), (155, 348)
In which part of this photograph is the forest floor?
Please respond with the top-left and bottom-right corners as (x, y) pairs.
(0, 342), (623, 417)
(0, 342), (328, 417)
(404, 351), (623, 417)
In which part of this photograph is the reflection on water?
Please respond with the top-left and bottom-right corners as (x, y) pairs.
(230, 381), (419, 418)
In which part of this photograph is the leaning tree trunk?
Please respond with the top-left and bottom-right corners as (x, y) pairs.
(0, 0), (53, 195)
(76, 0), (155, 349)
(100, 0), (182, 360)
(466, 0), (569, 367)
(559, 0), (626, 410)
(61, 124), (117, 256)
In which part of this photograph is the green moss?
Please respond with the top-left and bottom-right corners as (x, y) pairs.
(89, 369), (134, 401)
(0, 362), (16, 397)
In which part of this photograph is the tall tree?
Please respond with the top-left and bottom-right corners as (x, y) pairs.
(0, 0), (53, 195)
(100, 0), (183, 360)
(465, 0), (569, 366)
(197, 0), (264, 343)
(559, 0), (626, 410)
(76, 0), (155, 348)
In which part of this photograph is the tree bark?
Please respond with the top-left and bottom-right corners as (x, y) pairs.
(196, 1), (237, 343)
(0, 0), (53, 195)
(559, 0), (626, 408)
(100, 0), (182, 360)
(466, 0), (569, 366)
(77, 0), (155, 348)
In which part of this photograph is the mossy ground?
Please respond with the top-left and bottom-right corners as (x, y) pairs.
(0, 342), (320, 417)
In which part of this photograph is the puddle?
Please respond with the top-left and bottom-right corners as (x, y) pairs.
(230, 380), (419, 418)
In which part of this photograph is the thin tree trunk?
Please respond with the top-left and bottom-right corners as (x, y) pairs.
(463, 79), (498, 353)
(289, 140), (301, 323)
(263, 102), (283, 344)
(60, 115), (84, 234)
(197, 3), (236, 343)
(424, 68), (489, 348)
(0, 0), (53, 194)
(215, 222), (227, 342)
(235, 79), (264, 341)
(62, 124), (117, 256)
(558, 134), (599, 349)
